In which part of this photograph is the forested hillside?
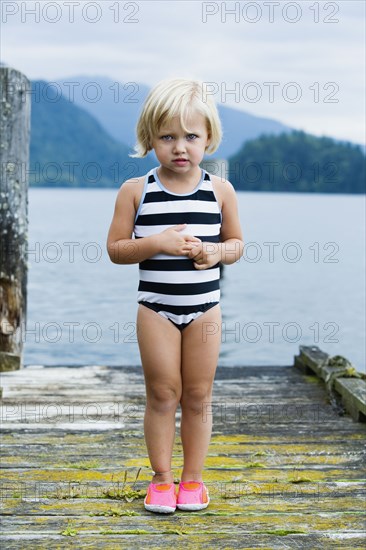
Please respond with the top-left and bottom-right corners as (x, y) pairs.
(228, 131), (365, 193)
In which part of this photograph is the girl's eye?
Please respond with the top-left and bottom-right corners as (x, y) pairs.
(161, 135), (173, 141)
(187, 134), (198, 140)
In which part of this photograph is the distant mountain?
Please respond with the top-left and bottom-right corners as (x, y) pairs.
(30, 80), (153, 186)
(54, 75), (292, 159)
(30, 78), (365, 192)
(217, 105), (291, 159)
(54, 76), (150, 151)
(228, 131), (366, 193)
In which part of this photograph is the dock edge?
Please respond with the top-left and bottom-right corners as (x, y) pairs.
(294, 345), (366, 423)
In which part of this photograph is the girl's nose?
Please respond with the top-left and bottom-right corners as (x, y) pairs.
(173, 139), (186, 153)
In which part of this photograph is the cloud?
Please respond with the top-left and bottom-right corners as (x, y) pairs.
(1, 0), (365, 143)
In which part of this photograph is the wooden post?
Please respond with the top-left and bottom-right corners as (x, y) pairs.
(0, 67), (31, 371)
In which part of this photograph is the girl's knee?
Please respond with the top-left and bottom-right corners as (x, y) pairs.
(180, 386), (213, 415)
(146, 384), (181, 413)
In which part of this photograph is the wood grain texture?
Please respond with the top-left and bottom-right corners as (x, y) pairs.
(0, 360), (365, 548)
(0, 67), (31, 369)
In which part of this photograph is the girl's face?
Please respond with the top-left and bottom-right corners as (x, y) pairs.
(151, 112), (211, 174)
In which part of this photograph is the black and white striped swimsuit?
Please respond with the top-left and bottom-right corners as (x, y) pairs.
(133, 167), (222, 330)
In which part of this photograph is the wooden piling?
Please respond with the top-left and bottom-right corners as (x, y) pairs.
(0, 67), (31, 372)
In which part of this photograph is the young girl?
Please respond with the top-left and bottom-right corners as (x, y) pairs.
(107, 78), (244, 513)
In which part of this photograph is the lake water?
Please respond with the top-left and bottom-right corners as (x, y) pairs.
(25, 187), (365, 372)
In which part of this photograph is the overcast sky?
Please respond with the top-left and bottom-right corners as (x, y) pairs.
(2, 0), (365, 144)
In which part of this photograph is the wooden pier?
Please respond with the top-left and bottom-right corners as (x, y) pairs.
(0, 346), (365, 549)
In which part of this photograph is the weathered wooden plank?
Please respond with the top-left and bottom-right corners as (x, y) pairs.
(294, 346), (329, 375)
(0, 533), (364, 550)
(334, 378), (366, 422)
(1, 482), (365, 515)
(1, 470), (365, 491)
(0, 363), (353, 436)
(2, 446), (364, 467)
(294, 346), (366, 422)
(1, 429), (364, 444)
(0, 510), (365, 533)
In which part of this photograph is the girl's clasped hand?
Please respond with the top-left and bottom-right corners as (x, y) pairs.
(160, 223), (221, 269)
(158, 223), (201, 256)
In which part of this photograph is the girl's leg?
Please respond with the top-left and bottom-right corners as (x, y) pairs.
(180, 304), (221, 482)
(136, 304), (182, 484)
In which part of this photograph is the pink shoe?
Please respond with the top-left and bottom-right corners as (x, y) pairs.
(144, 483), (176, 514)
(177, 481), (210, 511)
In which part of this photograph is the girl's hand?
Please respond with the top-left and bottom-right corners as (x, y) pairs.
(187, 242), (222, 269)
(158, 224), (201, 256)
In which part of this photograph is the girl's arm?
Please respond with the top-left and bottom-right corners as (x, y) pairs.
(107, 179), (157, 264)
(218, 179), (244, 265)
(106, 179), (200, 264)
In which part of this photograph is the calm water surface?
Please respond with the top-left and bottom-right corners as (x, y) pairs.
(25, 187), (366, 372)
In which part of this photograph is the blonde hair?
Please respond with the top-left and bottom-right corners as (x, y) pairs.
(130, 78), (222, 158)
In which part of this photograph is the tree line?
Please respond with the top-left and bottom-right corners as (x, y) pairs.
(228, 131), (365, 194)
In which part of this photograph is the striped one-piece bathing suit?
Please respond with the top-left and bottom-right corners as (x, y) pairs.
(133, 166), (222, 330)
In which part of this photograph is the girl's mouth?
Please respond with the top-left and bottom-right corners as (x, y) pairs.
(173, 159), (188, 164)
